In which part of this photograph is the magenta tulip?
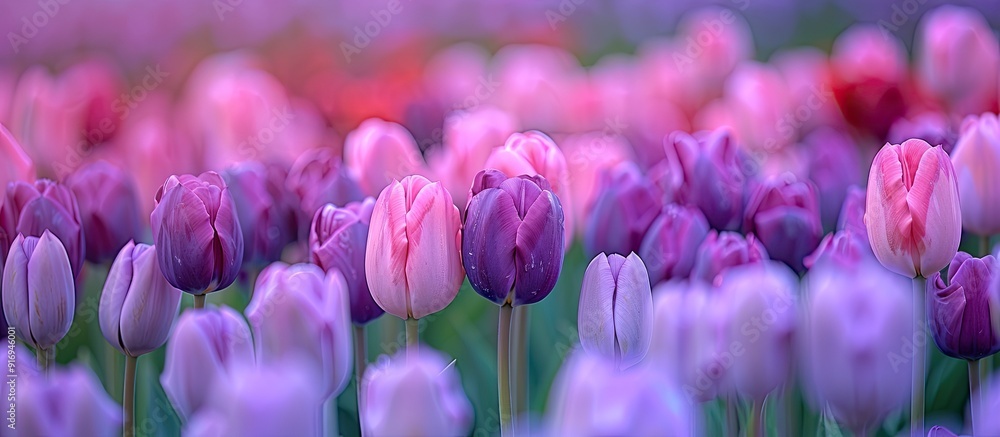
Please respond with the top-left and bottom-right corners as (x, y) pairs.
(310, 198), (383, 324)
(64, 161), (142, 264)
(578, 252), (653, 370)
(429, 106), (517, 209)
(916, 6), (999, 116)
(664, 128), (749, 231)
(344, 118), (427, 197)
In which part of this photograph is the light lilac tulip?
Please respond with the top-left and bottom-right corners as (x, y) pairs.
(3, 231), (75, 350)
(18, 364), (122, 437)
(951, 113), (1000, 235)
(344, 118), (428, 197)
(578, 252), (653, 370)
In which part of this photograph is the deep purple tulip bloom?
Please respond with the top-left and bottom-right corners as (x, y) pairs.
(639, 204), (710, 285)
(927, 252), (1000, 361)
(2, 231), (75, 350)
(150, 172), (244, 294)
(583, 162), (662, 258)
(64, 160), (142, 264)
(462, 170), (565, 307)
(310, 198), (383, 324)
(801, 128), (861, 230)
(1, 179), (84, 278)
(221, 161), (298, 267)
(691, 230), (768, 285)
(20, 364), (122, 437)
(664, 129), (749, 231)
(287, 148), (365, 239)
(743, 175), (822, 272)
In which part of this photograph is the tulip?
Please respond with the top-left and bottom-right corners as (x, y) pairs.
(743, 174), (822, 272)
(1, 179), (85, 278)
(801, 127), (862, 230)
(221, 161), (298, 267)
(19, 364), (122, 437)
(691, 230), (768, 285)
(360, 346), (474, 437)
(578, 252), (653, 370)
(546, 350), (693, 435)
(888, 112), (958, 155)
(916, 6), (999, 116)
(310, 198), (382, 324)
(830, 25), (909, 139)
(344, 118), (428, 197)
(287, 148), (365, 239)
(365, 175), (464, 321)
(926, 252), (1000, 361)
(245, 262), (353, 399)
(463, 170), (564, 306)
(639, 204), (710, 285)
(951, 113), (1000, 236)
(865, 139), (961, 278)
(429, 106), (518, 209)
(3, 231), (75, 352)
(160, 306), (255, 421)
(664, 128), (749, 231)
(64, 161), (142, 264)
(0, 122), (34, 200)
(583, 162), (661, 258)
(150, 172), (244, 297)
(722, 61), (794, 152)
(804, 230), (874, 270)
(719, 261), (797, 401)
(561, 131), (632, 234)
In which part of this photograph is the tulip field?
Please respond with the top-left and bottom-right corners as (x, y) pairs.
(4, 1), (1000, 436)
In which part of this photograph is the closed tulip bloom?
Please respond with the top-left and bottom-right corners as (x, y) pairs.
(3, 231), (75, 350)
(366, 175), (464, 319)
(151, 172), (244, 294)
(583, 162), (662, 258)
(664, 129), (749, 231)
(19, 364), (122, 437)
(245, 262), (353, 399)
(865, 139), (961, 278)
(951, 113), (1000, 235)
(64, 161), (142, 264)
(160, 306), (255, 421)
(1, 179), (85, 278)
(0, 122), (34, 199)
(287, 148), (365, 237)
(221, 161), (298, 267)
(463, 170), (564, 306)
(361, 347), (473, 437)
(927, 252), (1000, 360)
(639, 204), (710, 285)
(310, 198), (383, 324)
(99, 241), (182, 357)
(578, 252), (653, 370)
(691, 230), (769, 285)
(743, 175), (823, 272)
(345, 118), (428, 197)
(801, 128), (862, 230)
(916, 6), (999, 115)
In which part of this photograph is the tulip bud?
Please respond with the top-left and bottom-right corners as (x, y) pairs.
(578, 252), (653, 369)
(64, 161), (142, 264)
(310, 198), (383, 324)
(345, 118), (428, 197)
(99, 241), (183, 357)
(366, 175), (464, 319)
(360, 346), (473, 437)
(743, 174), (822, 272)
(463, 170), (564, 307)
(221, 161), (298, 267)
(287, 148), (365, 239)
(583, 162), (662, 258)
(1, 179), (85, 278)
(245, 262), (353, 399)
(160, 306), (255, 421)
(865, 139), (961, 278)
(927, 252), (1000, 361)
(150, 172), (244, 294)
(19, 364), (121, 437)
(951, 113), (1000, 235)
(3, 231), (75, 350)
(801, 127), (862, 230)
(665, 129), (749, 231)
(0, 122), (34, 200)
(639, 204), (710, 285)
(691, 230), (768, 285)
(916, 6), (999, 116)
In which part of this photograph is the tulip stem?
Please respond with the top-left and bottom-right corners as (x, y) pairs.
(405, 318), (419, 358)
(36, 347), (49, 372)
(748, 399), (763, 437)
(498, 304), (513, 437)
(193, 294), (206, 309)
(911, 276), (926, 437)
(354, 325), (367, 410)
(981, 235), (992, 257)
(511, 305), (529, 423)
(123, 355), (137, 437)
(969, 359), (981, 436)
(726, 396), (739, 436)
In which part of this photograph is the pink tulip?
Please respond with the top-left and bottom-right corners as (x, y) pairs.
(561, 131), (632, 235)
(723, 61), (795, 152)
(951, 113), (1000, 235)
(916, 6), (999, 116)
(344, 118), (428, 197)
(865, 139), (962, 278)
(0, 123), (34, 199)
(429, 106), (517, 208)
(365, 175), (464, 319)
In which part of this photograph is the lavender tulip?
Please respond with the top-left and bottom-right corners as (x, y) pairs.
(150, 172), (244, 295)
(221, 161), (298, 267)
(463, 170), (565, 306)
(64, 160), (142, 264)
(691, 230), (768, 285)
(310, 198), (383, 324)
(287, 148), (364, 239)
(2, 231), (75, 350)
(664, 128), (749, 231)
(743, 175), (822, 272)
(927, 252), (1000, 361)
(19, 364), (122, 437)
(638, 204), (710, 285)
(801, 128), (861, 230)
(583, 162), (662, 257)
(1, 179), (84, 278)
(578, 252), (653, 369)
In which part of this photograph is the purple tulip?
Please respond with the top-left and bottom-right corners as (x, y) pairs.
(804, 230), (874, 270)
(245, 262), (353, 399)
(887, 112), (958, 154)
(639, 204), (710, 285)
(286, 148), (364, 239)
(801, 128), (862, 230)
(150, 172), (244, 294)
(310, 198), (382, 324)
(1, 179), (85, 278)
(160, 306), (255, 421)
(578, 252), (653, 370)
(99, 241), (182, 357)
(691, 230), (769, 285)
(2, 231), (75, 350)
(463, 170), (564, 307)
(583, 162), (662, 257)
(927, 252), (1000, 361)
(19, 364), (121, 437)
(743, 174), (822, 272)
(64, 160), (142, 264)
(664, 128), (749, 231)
(360, 347), (473, 437)
(221, 161), (298, 267)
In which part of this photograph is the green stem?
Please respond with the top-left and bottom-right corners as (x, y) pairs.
(981, 235), (992, 257)
(498, 304), (513, 436)
(726, 396), (739, 437)
(748, 400), (763, 437)
(193, 294), (206, 309)
(911, 276), (926, 437)
(511, 306), (529, 422)
(354, 325), (367, 416)
(970, 359), (981, 436)
(405, 318), (419, 359)
(36, 347), (48, 372)
(123, 355), (137, 437)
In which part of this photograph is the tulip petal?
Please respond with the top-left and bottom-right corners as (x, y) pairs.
(366, 182), (411, 319)
(514, 190), (565, 306)
(865, 145), (917, 278)
(463, 188), (518, 304)
(99, 241), (136, 355)
(26, 232), (74, 349)
(2, 235), (32, 344)
(212, 192), (244, 291)
(119, 245), (182, 356)
(578, 254), (617, 359)
(909, 145), (962, 276)
(404, 182), (464, 318)
(612, 253), (653, 369)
